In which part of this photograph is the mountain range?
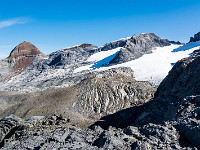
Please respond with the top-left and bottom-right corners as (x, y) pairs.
(1, 33), (199, 93)
(0, 32), (200, 149)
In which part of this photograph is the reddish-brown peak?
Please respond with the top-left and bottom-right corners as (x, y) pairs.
(7, 41), (45, 60)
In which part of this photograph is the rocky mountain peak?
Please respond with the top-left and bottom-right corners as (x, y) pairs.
(109, 33), (170, 64)
(100, 33), (167, 53)
(133, 33), (160, 39)
(0, 42), (45, 77)
(7, 41), (45, 60)
(189, 32), (200, 43)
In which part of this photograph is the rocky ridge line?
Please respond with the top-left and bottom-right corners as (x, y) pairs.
(0, 33), (171, 93)
(108, 33), (171, 64)
(189, 32), (200, 43)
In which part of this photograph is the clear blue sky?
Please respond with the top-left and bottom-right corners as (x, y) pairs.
(0, 0), (200, 58)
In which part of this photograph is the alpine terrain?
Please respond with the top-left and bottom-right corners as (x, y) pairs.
(0, 32), (200, 149)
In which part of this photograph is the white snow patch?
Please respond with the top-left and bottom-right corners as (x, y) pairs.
(74, 47), (121, 73)
(74, 43), (199, 86)
(87, 47), (121, 62)
(172, 41), (200, 52)
(74, 65), (93, 73)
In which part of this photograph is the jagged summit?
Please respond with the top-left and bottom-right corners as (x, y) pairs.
(7, 41), (45, 60)
(100, 33), (164, 52)
(138, 33), (160, 38)
(107, 33), (170, 64)
(189, 32), (200, 43)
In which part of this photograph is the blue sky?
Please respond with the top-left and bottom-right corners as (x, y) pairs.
(0, 0), (200, 58)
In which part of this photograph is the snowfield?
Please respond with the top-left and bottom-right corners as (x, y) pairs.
(74, 42), (200, 86)
(172, 41), (200, 52)
(87, 47), (121, 62)
(74, 47), (121, 72)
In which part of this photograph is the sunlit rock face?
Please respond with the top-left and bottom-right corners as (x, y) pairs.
(7, 41), (45, 72)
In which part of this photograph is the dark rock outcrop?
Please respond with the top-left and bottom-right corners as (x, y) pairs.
(47, 43), (97, 68)
(128, 50), (200, 148)
(189, 32), (200, 43)
(0, 115), (22, 147)
(135, 50), (200, 125)
(0, 115), (196, 150)
(169, 40), (182, 45)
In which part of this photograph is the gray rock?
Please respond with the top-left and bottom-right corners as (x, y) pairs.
(1, 34), (200, 149)
(109, 33), (170, 64)
(0, 115), (22, 146)
(130, 51), (200, 148)
(135, 52), (200, 125)
(0, 114), (198, 149)
(72, 67), (155, 118)
(95, 127), (132, 149)
(0, 43), (98, 93)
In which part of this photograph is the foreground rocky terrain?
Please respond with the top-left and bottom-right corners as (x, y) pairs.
(0, 49), (200, 149)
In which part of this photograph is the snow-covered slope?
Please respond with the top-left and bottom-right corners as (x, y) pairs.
(74, 42), (200, 86)
(172, 41), (200, 52)
(74, 47), (121, 72)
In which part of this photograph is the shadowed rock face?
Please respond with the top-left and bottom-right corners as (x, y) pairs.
(189, 32), (200, 43)
(135, 50), (200, 125)
(131, 50), (200, 147)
